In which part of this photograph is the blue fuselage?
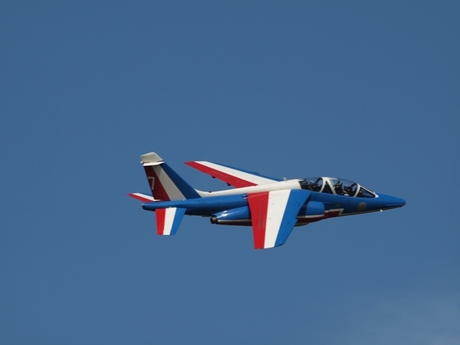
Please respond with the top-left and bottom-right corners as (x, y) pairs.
(142, 189), (405, 226)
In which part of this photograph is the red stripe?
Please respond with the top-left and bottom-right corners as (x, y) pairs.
(248, 192), (269, 249)
(324, 210), (342, 218)
(155, 209), (166, 235)
(144, 166), (170, 201)
(185, 161), (256, 188)
(295, 216), (323, 225)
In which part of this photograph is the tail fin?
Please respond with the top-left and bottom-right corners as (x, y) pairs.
(141, 152), (200, 201)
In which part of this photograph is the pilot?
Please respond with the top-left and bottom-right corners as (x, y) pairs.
(335, 183), (345, 195)
(308, 182), (318, 191)
(312, 178), (322, 192)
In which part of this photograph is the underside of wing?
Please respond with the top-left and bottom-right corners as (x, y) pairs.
(155, 207), (186, 235)
(248, 190), (310, 249)
(185, 161), (280, 187)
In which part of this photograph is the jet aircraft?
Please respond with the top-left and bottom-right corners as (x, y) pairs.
(129, 152), (405, 249)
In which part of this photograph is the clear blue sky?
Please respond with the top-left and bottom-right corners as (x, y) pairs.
(1, 1), (459, 344)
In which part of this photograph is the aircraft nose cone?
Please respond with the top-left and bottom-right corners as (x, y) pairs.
(391, 197), (406, 208)
(379, 194), (406, 209)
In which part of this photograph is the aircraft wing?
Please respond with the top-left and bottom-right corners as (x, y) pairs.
(155, 207), (186, 235)
(185, 161), (280, 187)
(248, 190), (310, 249)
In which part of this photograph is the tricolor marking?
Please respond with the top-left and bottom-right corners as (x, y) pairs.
(144, 165), (187, 201)
(248, 190), (309, 249)
(155, 207), (185, 235)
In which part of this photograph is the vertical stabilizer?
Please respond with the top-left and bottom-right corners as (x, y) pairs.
(141, 152), (200, 201)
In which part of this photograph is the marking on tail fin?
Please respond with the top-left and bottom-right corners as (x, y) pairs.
(144, 165), (171, 200)
(148, 176), (155, 190)
(142, 155), (200, 200)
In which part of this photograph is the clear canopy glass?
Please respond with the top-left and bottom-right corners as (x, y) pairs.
(299, 177), (376, 198)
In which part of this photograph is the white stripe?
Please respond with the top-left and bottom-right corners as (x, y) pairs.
(153, 166), (186, 200)
(264, 190), (291, 248)
(163, 208), (177, 235)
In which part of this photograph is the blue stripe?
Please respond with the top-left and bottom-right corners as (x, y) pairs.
(275, 190), (310, 247)
(161, 163), (201, 199)
(170, 208), (186, 235)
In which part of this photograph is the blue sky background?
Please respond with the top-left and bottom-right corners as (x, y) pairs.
(1, 1), (459, 344)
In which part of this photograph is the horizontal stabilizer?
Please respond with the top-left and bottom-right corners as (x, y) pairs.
(127, 193), (155, 202)
(155, 207), (186, 235)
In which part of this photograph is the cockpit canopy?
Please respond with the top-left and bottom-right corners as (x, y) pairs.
(299, 177), (377, 198)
